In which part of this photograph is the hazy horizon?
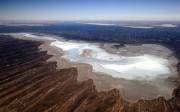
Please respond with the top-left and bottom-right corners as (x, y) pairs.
(0, 0), (180, 21)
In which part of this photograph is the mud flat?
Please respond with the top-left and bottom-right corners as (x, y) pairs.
(152, 24), (178, 27)
(6, 33), (179, 101)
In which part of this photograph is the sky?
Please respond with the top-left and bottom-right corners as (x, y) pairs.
(0, 0), (180, 21)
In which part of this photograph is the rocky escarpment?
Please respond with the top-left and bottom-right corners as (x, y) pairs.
(0, 35), (180, 112)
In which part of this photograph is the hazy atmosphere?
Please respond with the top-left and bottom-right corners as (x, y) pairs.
(1, 0), (180, 111)
(0, 0), (180, 21)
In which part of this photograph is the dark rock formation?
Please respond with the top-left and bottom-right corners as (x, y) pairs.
(0, 35), (180, 112)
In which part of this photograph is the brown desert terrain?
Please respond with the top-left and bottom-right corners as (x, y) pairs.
(0, 35), (180, 112)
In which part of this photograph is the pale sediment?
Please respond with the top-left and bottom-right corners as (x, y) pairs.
(7, 33), (179, 101)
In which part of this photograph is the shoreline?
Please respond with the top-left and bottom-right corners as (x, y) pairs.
(1, 35), (180, 111)
(6, 32), (180, 102)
